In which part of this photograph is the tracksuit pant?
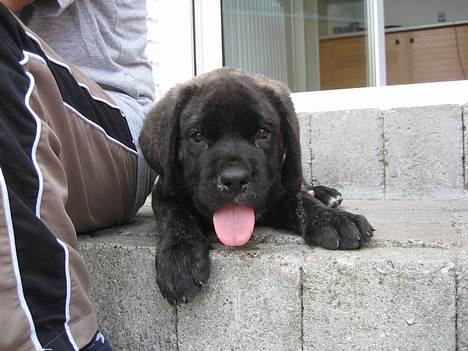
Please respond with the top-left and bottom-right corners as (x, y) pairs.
(0, 4), (142, 350)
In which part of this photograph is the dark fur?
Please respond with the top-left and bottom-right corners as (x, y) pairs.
(140, 68), (374, 305)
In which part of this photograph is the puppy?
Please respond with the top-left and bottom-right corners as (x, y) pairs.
(139, 68), (374, 305)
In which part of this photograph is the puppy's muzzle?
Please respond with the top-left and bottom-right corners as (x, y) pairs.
(217, 165), (251, 194)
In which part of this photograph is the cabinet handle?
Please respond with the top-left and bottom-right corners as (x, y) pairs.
(395, 39), (400, 45)
(409, 37), (414, 44)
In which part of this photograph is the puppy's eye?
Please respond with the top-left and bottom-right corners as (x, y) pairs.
(190, 131), (205, 144)
(255, 128), (271, 140)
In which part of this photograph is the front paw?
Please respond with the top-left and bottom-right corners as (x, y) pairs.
(156, 240), (210, 305)
(304, 209), (374, 249)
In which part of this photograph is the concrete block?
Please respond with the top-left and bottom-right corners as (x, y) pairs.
(177, 247), (303, 351)
(79, 237), (177, 351)
(384, 105), (464, 199)
(308, 109), (384, 199)
(304, 248), (456, 351)
(457, 249), (468, 351)
(298, 112), (312, 183)
(302, 248), (456, 351)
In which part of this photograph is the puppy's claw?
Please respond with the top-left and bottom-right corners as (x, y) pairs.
(328, 195), (343, 208)
(328, 198), (339, 209)
(336, 194), (343, 204)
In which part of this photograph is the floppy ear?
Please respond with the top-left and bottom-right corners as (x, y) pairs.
(274, 92), (303, 194)
(139, 84), (196, 197)
(254, 76), (303, 193)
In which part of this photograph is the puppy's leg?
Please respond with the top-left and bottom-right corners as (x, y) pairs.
(152, 193), (210, 305)
(264, 192), (374, 250)
(300, 192), (374, 249)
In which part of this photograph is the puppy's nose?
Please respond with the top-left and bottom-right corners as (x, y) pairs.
(219, 166), (250, 193)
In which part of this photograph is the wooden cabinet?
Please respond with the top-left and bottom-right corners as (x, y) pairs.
(385, 31), (412, 85)
(387, 24), (468, 85)
(320, 23), (468, 89)
(319, 35), (367, 90)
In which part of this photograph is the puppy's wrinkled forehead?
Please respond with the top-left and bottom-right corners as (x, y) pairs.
(181, 80), (278, 137)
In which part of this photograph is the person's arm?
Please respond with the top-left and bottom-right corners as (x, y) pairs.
(0, 0), (34, 12)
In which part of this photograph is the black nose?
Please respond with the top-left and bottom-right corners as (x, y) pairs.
(219, 166), (250, 192)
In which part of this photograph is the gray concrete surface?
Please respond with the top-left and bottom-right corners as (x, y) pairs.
(177, 249), (303, 351)
(298, 113), (312, 183)
(458, 249), (468, 351)
(303, 248), (456, 351)
(298, 104), (466, 200)
(79, 239), (177, 351)
(306, 109), (385, 199)
(79, 199), (468, 351)
(464, 104), (468, 192)
(383, 105), (464, 200)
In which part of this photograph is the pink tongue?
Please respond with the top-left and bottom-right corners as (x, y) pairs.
(213, 205), (255, 246)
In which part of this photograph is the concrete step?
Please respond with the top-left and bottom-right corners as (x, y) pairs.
(292, 82), (468, 200)
(78, 199), (468, 351)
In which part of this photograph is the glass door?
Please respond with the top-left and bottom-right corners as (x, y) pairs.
(220, 0), (374, 92)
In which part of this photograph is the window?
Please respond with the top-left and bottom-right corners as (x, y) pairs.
(221, 0), (371, 92)
(193, 0), (467, 91)
(148, 1), (468, 96)
(384, 0), (468, 85)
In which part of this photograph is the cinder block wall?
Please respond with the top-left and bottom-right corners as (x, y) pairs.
(298, 104), (466, 200)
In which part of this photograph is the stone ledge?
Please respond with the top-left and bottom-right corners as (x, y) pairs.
(78, 200), (468, 351)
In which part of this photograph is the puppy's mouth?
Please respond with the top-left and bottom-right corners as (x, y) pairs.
(212, 204), (255, 246)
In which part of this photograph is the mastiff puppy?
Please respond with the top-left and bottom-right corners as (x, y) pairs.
(139, 68), (374, 305)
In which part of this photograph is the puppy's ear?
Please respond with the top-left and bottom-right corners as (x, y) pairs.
(139, 84), (196, 197)
(256, 77), (303, 193)
(275, 92), (303, 194)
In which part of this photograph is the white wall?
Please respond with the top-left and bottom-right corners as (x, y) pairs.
(146, 0), (194, 100)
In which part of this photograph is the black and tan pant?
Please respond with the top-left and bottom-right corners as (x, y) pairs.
(0, 5), (142, 350)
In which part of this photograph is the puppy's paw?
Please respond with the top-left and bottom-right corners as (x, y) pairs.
(304, 209), (374, 249)
(156, 240), (210, 305)
(312, 185), (343, 208)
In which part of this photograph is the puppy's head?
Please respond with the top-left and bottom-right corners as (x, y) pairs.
(140, 68), (302, 245)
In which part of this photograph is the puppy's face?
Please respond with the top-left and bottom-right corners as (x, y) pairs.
(140, 68), (303, 246)
(177, 79), (283, 217)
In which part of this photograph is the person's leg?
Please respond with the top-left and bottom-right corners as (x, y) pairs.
(0, 4), (138, 350)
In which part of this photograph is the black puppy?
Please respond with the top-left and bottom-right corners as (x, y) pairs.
(139, 68), (374, 305)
